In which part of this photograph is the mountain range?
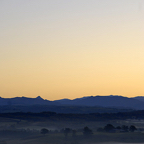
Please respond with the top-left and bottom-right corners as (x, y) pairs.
(0, 96), (59, 106)
(1, 95), (144, 113)
(55, 95), (144, 109)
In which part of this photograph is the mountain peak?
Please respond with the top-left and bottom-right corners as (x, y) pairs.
(36, 96), (43, 99)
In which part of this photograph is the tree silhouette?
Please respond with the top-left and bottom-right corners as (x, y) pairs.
(104, 124), (115, 132)
(40, 128), (49, 135)
(129, 125), (137, 132)
(83, 126), (93, 136)
(72, 130), (77, 138)
(64, 128), (71, 138)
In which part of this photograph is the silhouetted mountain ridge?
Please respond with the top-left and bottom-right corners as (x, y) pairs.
(1, 95), (144, 111)
(0, 96), (59, 106)
(54, 95), (144, 110)
(133, 96), (144, 102)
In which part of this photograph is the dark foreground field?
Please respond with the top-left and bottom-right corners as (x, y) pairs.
(1, 111), (144, 144)
(1, 129), (144, 144)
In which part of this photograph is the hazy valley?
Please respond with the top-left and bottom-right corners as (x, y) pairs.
(0, 96), (144, 143)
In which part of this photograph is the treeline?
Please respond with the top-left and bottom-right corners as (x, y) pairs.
(97, 124), (137, 132)
(40, 126), (93, 137)
(1, 110), (144, 121)
(0, 105), (132, 113)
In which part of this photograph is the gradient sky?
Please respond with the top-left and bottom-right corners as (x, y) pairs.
(0, 0), (144, 100)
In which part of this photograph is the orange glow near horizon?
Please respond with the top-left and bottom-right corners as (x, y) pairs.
(0, 1), (144, 100)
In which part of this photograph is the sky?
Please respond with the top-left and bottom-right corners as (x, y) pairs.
(0, 0), (144, 100)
